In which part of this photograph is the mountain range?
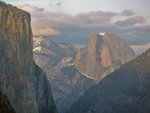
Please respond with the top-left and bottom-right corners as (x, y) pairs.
(33, 32), (136, 113)
(33, 36), (95, 113)
(1, 1), (149, 113)
(67, 46), (150, 113)
(74, 32), (136, 82)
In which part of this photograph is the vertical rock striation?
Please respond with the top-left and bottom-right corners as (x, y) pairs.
(0, 2), (57, 113)
(74, 32), (136, 82)
(33, 36), (95, 113)
(33, 32), (136, 113)
(68, 48), (150, 113)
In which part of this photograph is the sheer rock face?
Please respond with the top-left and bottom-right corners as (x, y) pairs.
(0, 2), (57, 113)
(33, 36), (95, 113)
(0, 92), (16, 113)
(68, 48), (150, 113)
(74, 32), (136, 82)
(33, 36), (76, 70)
(33, 32), (136, 113)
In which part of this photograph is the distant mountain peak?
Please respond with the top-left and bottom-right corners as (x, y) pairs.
(74, 32), (136, 82)
(33, 35), (51, 48)
(68, 47), (150, 113)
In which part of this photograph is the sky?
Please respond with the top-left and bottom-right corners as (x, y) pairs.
(4, 0), (150, 55)
(4, 0), (150, 15)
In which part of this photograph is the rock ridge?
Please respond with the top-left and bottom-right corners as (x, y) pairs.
(74, 32), (136, 81)
(0, 2), (58, 113)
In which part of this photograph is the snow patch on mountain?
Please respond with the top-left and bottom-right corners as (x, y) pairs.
(98, 32), (105, 36)
(55, 57), (74, 69)
(79, 71), (97, 80)
(33, 36), (45, 48)
(33, 46), (55, 55)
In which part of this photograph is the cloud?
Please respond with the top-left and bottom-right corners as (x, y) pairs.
(121, 9), (135, 16)
(20, 4), (44, 12)
(19, 4), (150, 46)
(33, 27), (60, 36)
(49, 1), (63, 12)
(56, 2), (62, 6)
(20, 4), (60, 35)
(49, 1), (63, 7)
(115, 16), (146, 26)
(77, 11), (117, 25)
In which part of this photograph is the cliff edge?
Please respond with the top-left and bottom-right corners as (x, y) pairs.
(74, 32), (136, 82)
(0, 2), (57, 113)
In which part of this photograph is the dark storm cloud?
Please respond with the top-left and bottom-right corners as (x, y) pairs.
(20, 5), (150, 47)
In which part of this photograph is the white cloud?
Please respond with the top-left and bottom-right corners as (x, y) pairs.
(5, 0), (150, 16)
(115, 16), (146, 27)
(33, 27), (60, 36)
(20, 4), (60, 36)
(19, 4), (150, 46)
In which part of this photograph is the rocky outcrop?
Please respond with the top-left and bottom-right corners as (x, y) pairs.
(68, 48), (150, 113)
(0, 2), (57, 113)
(33, 33), (136, 113)
(33, 35), (76, 70)
(74, 32), (136, 82)
(33, 36), (95, 113)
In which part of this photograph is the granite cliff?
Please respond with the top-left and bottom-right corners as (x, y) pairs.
(68, 48), (150, 113)
(33, 36), (95, 113)
(0, 2), (57, 113)
(0, 91), (16, 113)
(74, 32), (136, 82)
(33, 33), (136, 113)
(33, 35), (76, 71)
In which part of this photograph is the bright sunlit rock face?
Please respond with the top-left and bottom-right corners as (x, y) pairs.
(33, 36), (96, 113)
(74, 32), (136, 82)
(0, 2), (58, 113)
(68, 48), (150, 113)
(0, 1), (150, 113)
